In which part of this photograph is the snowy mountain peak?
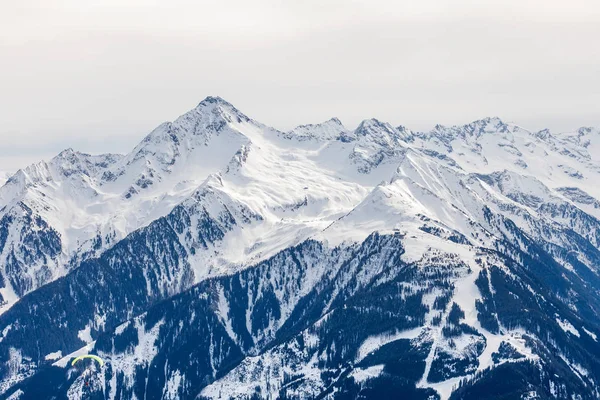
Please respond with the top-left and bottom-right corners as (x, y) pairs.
(352, 118), (411, 146)
(130, 97), (252, 159)
(0, 171), (12, 188)
(51, 149), (122, 179)
(285, 117), (347, 141)
(0, 97), (263, 307)
(554, 126), (600, 148)
(432, 116), (511, 139)
(477, 116), (510, 132)
(116, 97), (256, 190)
(355, 118), (396, 136)
(196, 95), (232, 107)
(342, 119), (410, 174)
(577, 126), (600, 137)
(535, 128), (551, 140)
(56, 147), (77, 157)
(473, 116), (505, 125)
(396, 124), (412, 134)
(193, 95), (252, 126)
(466, 116), (507, 129)
(0, 160), (69, 198)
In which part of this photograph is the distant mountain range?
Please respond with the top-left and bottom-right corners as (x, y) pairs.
(1, 97), (599, 399)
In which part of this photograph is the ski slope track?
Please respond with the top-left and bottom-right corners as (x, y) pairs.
(0, 98), (600, 399)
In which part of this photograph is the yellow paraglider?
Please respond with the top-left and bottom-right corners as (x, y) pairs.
(71, 354), (105, 368)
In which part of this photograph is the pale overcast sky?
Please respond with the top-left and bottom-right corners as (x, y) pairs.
(1, 0), (599, 171)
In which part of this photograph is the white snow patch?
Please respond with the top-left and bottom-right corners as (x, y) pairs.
(77, 325), (93, 343)
(53, 341), (96, 367)
(6, 389), (24, 400)
(427, 376), (464, 400)
(163, 370), (183, 400)
(356, 327), (422, 362)
(216, 285), (238, 345)
(0, 284), (19, 316)
(582, 327), (597, 341)
(44, 350), (63, 361)
(114, 321), (130, 336)
(572, 362), (589, 378)
(349, 364), (385, 384)
(0, 324), (12, 342)
(559, 354), (589, 380)
(556, 317), (580, 337)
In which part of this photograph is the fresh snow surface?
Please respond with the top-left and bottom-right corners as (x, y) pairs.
(356, 327), (422, 362)
(77, 325), (93, 344)
(349, 365), (385, 384)
(0, 325), (11, 343)
(583, 327), (598, 341)
(559, 353), (589, 381)
(53, 342), (96, 368)
(44, 351), (62, 361)
(6, 389), (23, 400)
(556, 317), (580, 337)
(0, 172), (12, 188)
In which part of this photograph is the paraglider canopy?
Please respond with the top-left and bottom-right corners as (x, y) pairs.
(71, 354), (104, 367)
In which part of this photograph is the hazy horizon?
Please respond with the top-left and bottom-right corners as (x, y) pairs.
(2, 0), (599, 171)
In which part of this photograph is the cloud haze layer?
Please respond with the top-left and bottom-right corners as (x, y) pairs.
(1, 0), (599, 170)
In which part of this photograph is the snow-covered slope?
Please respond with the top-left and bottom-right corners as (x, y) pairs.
(409, 118), (600, 211)
(0, 173), (12, 188)
(1, 98), (600, 400)
(0, 96), (418, 311)
(0, 97), (265, 310)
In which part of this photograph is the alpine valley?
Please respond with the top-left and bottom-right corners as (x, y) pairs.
(1, 97), (600, 400)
